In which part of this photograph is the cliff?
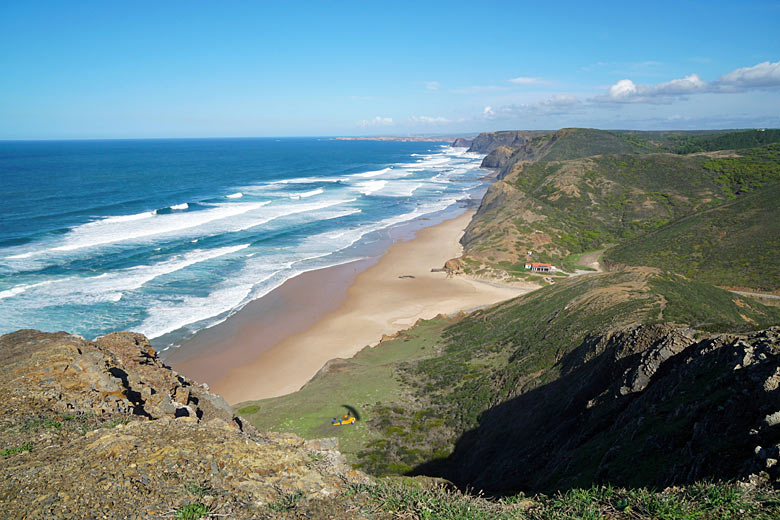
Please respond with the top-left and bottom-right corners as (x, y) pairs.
(0, 330), (371, 519)
(467, 130), (547, 154)
(424, 324), (780, 493)
(451, 137), (473, 148)
(459, 138), (780, 285)
(240, 266), (780, 493)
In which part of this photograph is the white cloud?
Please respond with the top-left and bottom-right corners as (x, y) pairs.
(717, 61), (780, 90)
(539, 94), (581, 108)
(602, 74), (705, 103)
(410, 116), (450, 124)
(508, 76), (551, 86)
(482, 95), (581, 120)
(597, 60), (780, 103)
(357, 116), (393, 127)
(425, 81), (440, 91)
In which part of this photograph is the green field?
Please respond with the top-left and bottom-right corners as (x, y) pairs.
(605, 182), (780, 291)
(462, 143), (780, 275)
(236, 317), (452, 465)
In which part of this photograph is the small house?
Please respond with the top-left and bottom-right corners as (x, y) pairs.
(525, 262), (552, 273)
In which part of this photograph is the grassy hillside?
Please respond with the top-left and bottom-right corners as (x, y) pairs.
(236, 128), (780, 499)
(477, 128), (657, 168)
(461, 144), (780, 274)
(476, 129), (780, 176)
(605, 182), (780, 292)
(670, 128), (780, 154)
(352, 479), (780, 520)
(235, 318), (454, 470)
(237, 269), (780, 481)
(535, 128), (655, 161)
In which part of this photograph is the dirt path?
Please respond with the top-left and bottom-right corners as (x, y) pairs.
(729, 290), (780, 301)
(569, 248), (609, 276)
(577, 249), (605, 271)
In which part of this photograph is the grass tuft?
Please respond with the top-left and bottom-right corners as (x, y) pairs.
(173, 503), (209, 520)
(267, 490), (304, 512)
(1, 441), (33, 456)
(352, 479), (780, 520)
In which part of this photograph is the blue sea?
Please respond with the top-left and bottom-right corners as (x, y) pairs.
(0, 138), (486, 350)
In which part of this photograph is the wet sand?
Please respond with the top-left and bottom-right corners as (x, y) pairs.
(170, 211), (533, 404)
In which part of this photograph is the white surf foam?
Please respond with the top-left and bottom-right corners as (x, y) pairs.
(353, 167), (391, 178)
(138, 283), (255, 339)
(271, 176), (342, 185)
(356, 180), (387, 195)
(0, 281), (54, 300)
(101, 211), (157, 224)
(111, 244), (250, 291)
(231, 198), (356, 232)
(378, 182), (424, 197)
(226, 192), (243, 199)
(1, 245), (251, 307)
(297, 196), (460, 261)
(289, 188), (324, 200)
(6, 202), (270, 258)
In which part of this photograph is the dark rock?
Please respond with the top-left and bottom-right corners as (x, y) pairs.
(451, 137), (473, 148)
(422, 326), (780, 494)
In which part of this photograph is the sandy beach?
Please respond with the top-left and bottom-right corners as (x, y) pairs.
(171, 211), (533, 404)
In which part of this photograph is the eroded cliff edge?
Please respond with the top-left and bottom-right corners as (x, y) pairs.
(0, 330), (370, 519)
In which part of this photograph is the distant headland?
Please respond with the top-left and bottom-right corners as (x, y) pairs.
(333, 136), (465, 142)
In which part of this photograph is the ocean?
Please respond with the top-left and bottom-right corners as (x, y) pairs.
(0, 138), (486, 351)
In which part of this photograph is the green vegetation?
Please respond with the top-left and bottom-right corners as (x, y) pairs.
(15, 412), (131, 436)
(239, 128), (780, 499)
(351, 479), (780, 520)
(22, 416), (63, 430)
(539, 128), (655, 162)
(395, 270), (778, 442)
(606, 182), (780, 291)
(173, 503), (209, 520)
(236, 317), (452, 466)
(183, 481), (212, 498)
(650, 272), (780, 330)
(267, 490), (304, 513)
(465, 143), (780, 274)
(701, 144), (780, 195)
(242, 270), (780, 478)
(670, 129), (780, 154)
(1, 441), (33, 456)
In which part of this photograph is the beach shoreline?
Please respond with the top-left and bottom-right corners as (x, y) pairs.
(170, 210), (534, 405)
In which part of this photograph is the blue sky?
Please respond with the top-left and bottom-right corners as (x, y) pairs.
(1, 1), (779, 139)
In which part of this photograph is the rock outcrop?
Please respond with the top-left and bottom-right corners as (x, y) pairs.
(424, 325), (780, 494)
(451, 137), (473, 148)
(479, 145), (517, 169)
(0, 330), (372, 519)
(0, 330), (237, 424)
(467, 130), (543, 154)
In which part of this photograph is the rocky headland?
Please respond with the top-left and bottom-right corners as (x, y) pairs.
(0, 330), (371, 519)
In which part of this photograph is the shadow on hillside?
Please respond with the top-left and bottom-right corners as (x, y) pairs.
(410, 329), (778, 496)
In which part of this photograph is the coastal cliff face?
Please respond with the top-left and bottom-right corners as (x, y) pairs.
(429, 324), (780, 493)
(467, 130), (546, 154)
(457, 130), (780, 286)
(242, 263), (780, 497)
(0, 330), (370, 519)
(451, 137), (473, 148)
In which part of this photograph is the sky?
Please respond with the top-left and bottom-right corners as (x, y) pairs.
(1, 1), (779, 139)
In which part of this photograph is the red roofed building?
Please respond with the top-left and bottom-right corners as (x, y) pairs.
(524, 262), (552, 273)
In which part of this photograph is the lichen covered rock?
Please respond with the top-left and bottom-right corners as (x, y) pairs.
(0, 330), (374, 519)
